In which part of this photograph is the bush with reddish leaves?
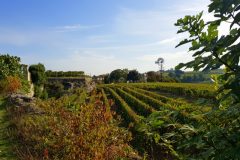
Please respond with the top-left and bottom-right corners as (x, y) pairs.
(9, 93), (139, 160)
(0, 76), (22, 95)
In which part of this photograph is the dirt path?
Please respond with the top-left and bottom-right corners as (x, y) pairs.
(0, 97), (16, 160)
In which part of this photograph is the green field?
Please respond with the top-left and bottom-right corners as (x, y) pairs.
(98, 82), (217, 159)
(99, 82), (215, 123)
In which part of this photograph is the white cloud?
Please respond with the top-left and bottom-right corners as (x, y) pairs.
(59, 36), (191, 75)
(54, 24), (102, 32)
(85, 35), (115, 44)
(114, 8), (175, 37)
(69, 36), (181, 57)
(46, 51), (124, 75)
(153, 37), (183, 45)
(0, 27), (68, 47)
(72, 50), (115, 61)
(112, 3), (210, 40)
(173, 0), (209, 13)
(0, 29), (31, 46)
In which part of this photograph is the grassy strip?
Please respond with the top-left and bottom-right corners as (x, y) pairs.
(128, 86), (186, 106)
(101, 89), (111, 111)
(99, 82), (215, 99)
(130, 83), (215, 99)
(74, 90), (88, 105)
(125, 86), (212, 115)
(122, 87), (173, 111)
(0, 97), (16, 159)
(121, 87), (204, 123)
(106, 87), (142, 124)
(115, 88), (155, 117)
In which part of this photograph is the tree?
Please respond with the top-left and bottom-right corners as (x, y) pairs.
(103, 74), (110, 84)
(146, 71), (168, 82)
(109, 69), (128, 83)
(29, 63), (46, 85)
(127, 70), (141, 82)
(0, 54), (30, 95)
(146, 71), (157, 82)
(175, 0), (240, 105)
(168, 69), (184, 82)
(174, 1), (240, 158)
(174, 69), (184, 78)
(29, 63), (47, 98)
(0, 54), (22, 80)
(45, 81), (64, 98)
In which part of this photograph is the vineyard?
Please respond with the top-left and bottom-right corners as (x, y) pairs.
(0, 0), (239, 159)
(99, 82), (215, 123)
(98, 82), (221, 159)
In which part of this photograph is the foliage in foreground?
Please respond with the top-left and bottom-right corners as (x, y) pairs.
(9, 93), (138, 160)
(171, 0), (240, 159)
(175, 0), (240, 105)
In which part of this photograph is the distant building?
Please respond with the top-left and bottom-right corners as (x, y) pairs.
(92, 74), (106, 84)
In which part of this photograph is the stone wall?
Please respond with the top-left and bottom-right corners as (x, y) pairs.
(47, 77), (90, 89)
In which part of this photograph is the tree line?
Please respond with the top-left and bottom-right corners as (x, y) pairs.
(45, 70), (85, 77)
(99, 68), (218, 84)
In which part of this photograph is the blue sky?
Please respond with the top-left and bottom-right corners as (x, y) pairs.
(0, 0), (217, 75)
